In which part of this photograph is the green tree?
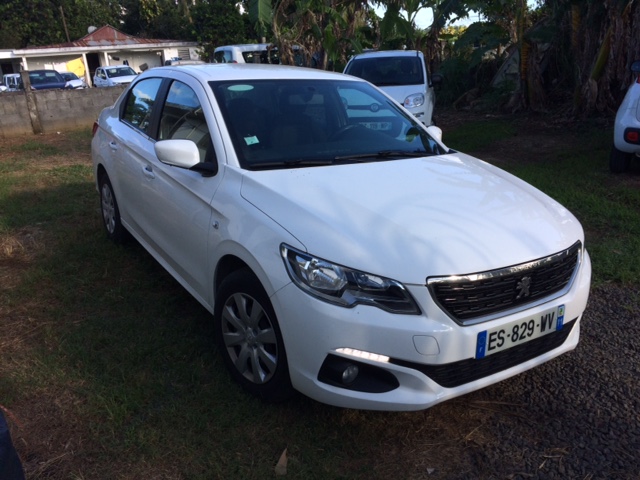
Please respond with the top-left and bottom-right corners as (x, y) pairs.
(120, 0), (196, 39)
(272, 0), (370, 70)
(508, 0), (639, 115)
(191, 0), (250, 61)
(0, 0), (120, 48)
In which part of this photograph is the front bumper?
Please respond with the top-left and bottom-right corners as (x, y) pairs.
(271, 250), (591, 411)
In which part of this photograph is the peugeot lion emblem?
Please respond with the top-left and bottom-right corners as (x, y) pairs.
(516, 276), (532, 299)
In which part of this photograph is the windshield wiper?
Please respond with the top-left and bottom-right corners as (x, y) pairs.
(334, 150), (434, 161)
(249, 158), (335, 170)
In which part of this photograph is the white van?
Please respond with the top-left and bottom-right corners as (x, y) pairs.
(2, 73), (22, 91)
(214, 44), (280, 64)
(344, 50), (441, 125)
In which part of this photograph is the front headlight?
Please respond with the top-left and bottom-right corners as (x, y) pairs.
(404, 93), (425, 108)
(281, 245), (421, 315)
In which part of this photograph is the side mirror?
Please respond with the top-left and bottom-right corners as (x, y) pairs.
(155, 139), (218, 177)
(426, 125), (443, 143)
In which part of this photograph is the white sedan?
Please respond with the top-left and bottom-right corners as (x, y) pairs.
(611, 60), (640, 172)
(91, 64), (591, 411)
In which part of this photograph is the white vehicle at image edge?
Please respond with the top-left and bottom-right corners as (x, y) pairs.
(91, 64), (591, 411)
(611, 60), (640, 173)
(344, 50), (441, 125)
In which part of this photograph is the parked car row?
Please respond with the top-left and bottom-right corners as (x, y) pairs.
(1, 70), (88, 91)
(1, 65), (140, 92)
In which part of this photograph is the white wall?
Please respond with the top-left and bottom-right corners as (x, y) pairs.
(101, 52), (164, 72)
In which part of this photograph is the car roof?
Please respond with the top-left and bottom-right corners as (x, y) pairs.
(102, 65), (133, 70)
(350, 50), (424, 60)
(144, 63), (358, 83)
(214, 43), (273, 52)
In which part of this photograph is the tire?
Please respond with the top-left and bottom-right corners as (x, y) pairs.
(99, 173), (127, 243)
(214, 269), (294, 403)
(610, 145), (632, 173)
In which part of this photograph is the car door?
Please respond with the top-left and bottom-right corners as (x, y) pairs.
(94, 68), (106, 87)
(114, 77), (166, 238)
(136, 78), (224, 300)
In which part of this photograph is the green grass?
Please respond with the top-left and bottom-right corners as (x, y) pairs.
(0, 124), (637, 478)
(442, 119), (518, 152)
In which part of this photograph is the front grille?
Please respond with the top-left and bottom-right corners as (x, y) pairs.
(428, 242), (581, 325)
(391, 319), (576, 388)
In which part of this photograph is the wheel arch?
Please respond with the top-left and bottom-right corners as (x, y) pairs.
(96, 163), (108, 183)
(214, 255), (252, 296)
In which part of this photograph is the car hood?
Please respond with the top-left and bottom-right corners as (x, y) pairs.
(66, 79), (86, 88)
(32, 82), (67, 90)
(239, 152), (584, 283)
(110, 75), (137, 85)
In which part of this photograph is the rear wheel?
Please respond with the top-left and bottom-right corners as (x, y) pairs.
(99, 173), (127, 243)
(214, 269), (294, 402)
(610, 145), (632, 173)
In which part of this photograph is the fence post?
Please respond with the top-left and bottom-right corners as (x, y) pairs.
(20, 71), (43, 135)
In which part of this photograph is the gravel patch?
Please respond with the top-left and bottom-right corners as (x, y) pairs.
(439, 284), (640, 479)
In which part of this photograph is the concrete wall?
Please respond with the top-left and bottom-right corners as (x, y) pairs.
(0, 86), (124, 137)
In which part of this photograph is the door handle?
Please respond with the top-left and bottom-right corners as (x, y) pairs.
(142, 165), (155, 179)
(109, 141), (118, 150)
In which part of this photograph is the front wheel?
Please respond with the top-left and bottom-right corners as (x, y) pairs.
(214, 269), (294, 403)
(610, 145), (632, 173)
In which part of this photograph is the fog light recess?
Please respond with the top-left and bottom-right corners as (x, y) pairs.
(318, 354), (400, 393)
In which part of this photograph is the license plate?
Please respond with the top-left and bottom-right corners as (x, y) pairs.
(475, 304), (565, 359)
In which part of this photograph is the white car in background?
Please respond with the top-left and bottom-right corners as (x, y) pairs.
(214, 44), (280, 64)
(611, 60), (640, 173)
(93, 65), (138, 87)
(91, 64), (590, 411)
(60, 71), (88, 89)
(344, 50), (441, 126)
(2, 73), (21, 91)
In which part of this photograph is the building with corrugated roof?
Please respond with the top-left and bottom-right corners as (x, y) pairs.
(0, 25), (200, 87)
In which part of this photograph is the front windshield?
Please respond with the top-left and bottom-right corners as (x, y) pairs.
(345, 57), (424, 87)
(107, 67), (136, 78)
(29, 71), (63, 85)
(210, 79), (445, 170)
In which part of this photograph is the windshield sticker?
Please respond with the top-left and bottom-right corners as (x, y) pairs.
(244, 136), (259, 146)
